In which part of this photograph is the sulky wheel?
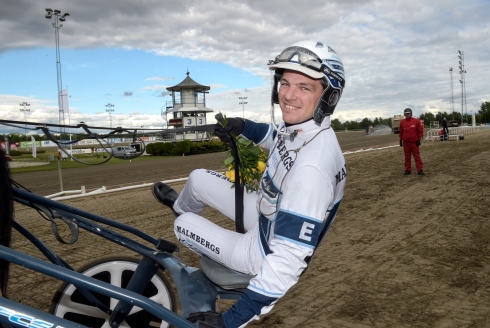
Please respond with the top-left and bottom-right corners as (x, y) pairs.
(49, 256), (176, 328)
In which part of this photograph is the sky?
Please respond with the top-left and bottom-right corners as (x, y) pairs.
(1, 0), (489, 135)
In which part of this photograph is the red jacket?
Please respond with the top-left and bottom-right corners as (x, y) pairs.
(399, 117), (423, 142)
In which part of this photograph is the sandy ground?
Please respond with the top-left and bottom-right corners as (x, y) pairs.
(7, 129), (490, 327)
(10, 130), (402, 196)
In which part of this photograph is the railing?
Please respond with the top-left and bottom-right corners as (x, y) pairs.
(425, 126), (487, 141)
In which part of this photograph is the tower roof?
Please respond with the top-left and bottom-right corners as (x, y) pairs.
(166, 71), (210, 92)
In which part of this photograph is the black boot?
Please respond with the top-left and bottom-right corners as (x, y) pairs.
(152, 182), (179, 215)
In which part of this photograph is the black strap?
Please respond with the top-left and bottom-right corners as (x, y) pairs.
(228, 137), (245, 234)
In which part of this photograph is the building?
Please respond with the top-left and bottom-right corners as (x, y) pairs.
(162, 71), (214, 141)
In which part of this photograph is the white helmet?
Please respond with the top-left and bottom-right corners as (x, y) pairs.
(269, 40), (346, 124)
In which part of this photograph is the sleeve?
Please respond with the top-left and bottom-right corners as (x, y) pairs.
(222, 165), (334, 327)
(241, 120), (275, 150)
(417, 119), (424, 140)
(399, 121), (404, 140)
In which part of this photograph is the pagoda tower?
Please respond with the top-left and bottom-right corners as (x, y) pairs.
(162, 71), (214, 141)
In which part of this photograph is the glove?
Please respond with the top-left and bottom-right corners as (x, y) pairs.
(416, 140), (421, 146)
(214, 113), (245, 144)
(399, 140), (403, 147)
(187, 311), (225, 328)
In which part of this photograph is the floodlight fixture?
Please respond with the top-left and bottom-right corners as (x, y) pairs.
(19, 102), (31, 136)
(239, 96), (248, 118)
(105, 103), (115, 128)
(44, 7), (69, 130)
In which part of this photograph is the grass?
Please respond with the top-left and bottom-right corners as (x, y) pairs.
(9, 150), (163, 174)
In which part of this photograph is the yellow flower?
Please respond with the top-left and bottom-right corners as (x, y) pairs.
(257, 161), (266, 172)
(218, 112), (268, 192)
(225, 169), (236, 182)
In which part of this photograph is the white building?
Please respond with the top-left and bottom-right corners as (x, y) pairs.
(162, 71), (214, 141)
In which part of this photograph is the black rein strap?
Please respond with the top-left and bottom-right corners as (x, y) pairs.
(228, 136), (245, 234)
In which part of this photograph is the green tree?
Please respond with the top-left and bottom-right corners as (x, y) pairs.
(7, 134), (21, 143)
(331, 118), (344, 131)
(360, 118), (374, 130)
(479, 102), (490, 123)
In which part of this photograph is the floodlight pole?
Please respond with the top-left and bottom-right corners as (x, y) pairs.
(239, 96), (248, 119)
(105, 103), (115, 128)
(449, 68), (454, 119)
(45, 8), (70, 133)
(458, 50), (467, 125)
(19, 102), (31, 138)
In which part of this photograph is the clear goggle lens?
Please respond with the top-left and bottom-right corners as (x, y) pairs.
(273, 46), (323, 70)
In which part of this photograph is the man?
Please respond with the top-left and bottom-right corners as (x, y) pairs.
(442, 117), (449, 140)
(399, 108), (424, 175)
(153, 40), (346, 327)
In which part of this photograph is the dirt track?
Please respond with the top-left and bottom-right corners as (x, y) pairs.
(11, 131), (400, 196)
(8, 129), (490, 327)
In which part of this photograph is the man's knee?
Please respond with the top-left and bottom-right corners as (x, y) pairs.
(188, 168), (207, 181)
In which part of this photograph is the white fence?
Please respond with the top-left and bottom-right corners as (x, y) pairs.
(48, 143), (400, 201)
(424, 126), (487, 141)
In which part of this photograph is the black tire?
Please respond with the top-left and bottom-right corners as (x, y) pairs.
(49, 256), (177, 328)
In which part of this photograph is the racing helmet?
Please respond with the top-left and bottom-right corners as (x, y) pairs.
(269, 40), (346, 124)
(404, 108), (413, 115)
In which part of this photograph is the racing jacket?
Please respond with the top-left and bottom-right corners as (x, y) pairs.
(222, 116), (346, 327)
(399, 117), (423, 143)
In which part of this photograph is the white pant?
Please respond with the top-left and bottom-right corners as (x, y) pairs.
(173, 169), (263, 275)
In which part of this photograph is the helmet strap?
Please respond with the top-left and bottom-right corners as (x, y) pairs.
(313, 84), (341, 124)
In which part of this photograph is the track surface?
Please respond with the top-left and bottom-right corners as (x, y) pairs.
(12, 132), (399, 195)
(9, 130), (490, 328)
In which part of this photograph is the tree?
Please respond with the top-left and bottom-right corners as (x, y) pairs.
(331, 118), (344, 131)
(480, 102), (490, 123)
(360, 118), (374, 130)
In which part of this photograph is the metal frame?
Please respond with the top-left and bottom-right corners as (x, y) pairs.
(1, 187), (245, 327)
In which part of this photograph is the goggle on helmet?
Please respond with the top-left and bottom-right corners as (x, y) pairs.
(269, 41), (346, 124)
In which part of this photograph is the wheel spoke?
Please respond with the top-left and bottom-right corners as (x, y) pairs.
(61, 301), (108, 318)
(50, 258), (175, 328)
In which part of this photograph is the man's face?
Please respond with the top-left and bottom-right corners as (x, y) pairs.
(404, 112), (412, 119)
(278, 70), (324, 124)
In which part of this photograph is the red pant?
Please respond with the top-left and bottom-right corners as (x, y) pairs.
(403, 141), (423, 172)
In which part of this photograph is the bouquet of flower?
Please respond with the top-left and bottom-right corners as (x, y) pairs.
(217, 113), (267, 193)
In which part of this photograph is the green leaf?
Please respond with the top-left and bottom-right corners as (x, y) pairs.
(224, 156), (234, 166)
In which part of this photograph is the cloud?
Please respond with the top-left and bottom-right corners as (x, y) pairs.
(0, 0), (488, 130)
(157, 91), (171, 98)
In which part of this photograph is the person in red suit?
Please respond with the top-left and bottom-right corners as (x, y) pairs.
(399, 108), (425, 175)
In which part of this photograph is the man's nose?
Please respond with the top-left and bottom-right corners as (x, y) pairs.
(283, 87), (298, 100)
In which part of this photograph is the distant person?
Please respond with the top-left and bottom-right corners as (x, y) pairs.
(442, 117), (449, 140)
(366, 125), (373, 135)
(153, 40), (347, 327)
(399, 108), (424, 175)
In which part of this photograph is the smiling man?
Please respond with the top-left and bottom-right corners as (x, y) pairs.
(153, 40), (347, 327)
(278, 70), (324, 124)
